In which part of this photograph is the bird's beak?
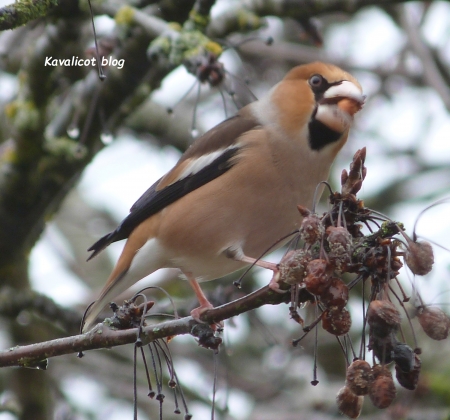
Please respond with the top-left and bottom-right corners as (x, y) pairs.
(315, 81), (365, 132)
(321, 80), (366, 116)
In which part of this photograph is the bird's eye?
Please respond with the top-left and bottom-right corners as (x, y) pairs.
(309, 75), (323, 87)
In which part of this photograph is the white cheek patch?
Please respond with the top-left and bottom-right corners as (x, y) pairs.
(177, 145), (241, 181)
(315, 104), (353, 133)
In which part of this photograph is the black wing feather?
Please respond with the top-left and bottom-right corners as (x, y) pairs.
(87, 147), (240, 260)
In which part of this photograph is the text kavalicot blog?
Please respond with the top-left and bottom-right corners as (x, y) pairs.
(45, 56), (125, 69)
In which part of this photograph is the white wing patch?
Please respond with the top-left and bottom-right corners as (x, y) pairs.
(177, 144), (241, 181)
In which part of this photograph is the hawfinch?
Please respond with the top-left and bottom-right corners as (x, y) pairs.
(82, 62), (364, 332)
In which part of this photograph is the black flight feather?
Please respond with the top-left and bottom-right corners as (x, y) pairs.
(87, 147), (241, 260)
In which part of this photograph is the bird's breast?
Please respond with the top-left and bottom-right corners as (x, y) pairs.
(156, 131), (334, 281)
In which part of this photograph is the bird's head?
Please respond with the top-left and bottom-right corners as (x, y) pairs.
(260, 62), (365, 152)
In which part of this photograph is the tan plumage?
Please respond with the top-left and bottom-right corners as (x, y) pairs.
(82, 62), (365, 332)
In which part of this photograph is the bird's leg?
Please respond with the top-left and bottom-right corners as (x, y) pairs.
(225, 248), (285, 293)
(234, 254), (278, 271)
(185, 273), (224, 329)
(188, 276), (213, 318)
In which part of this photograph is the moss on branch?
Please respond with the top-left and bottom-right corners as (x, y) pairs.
(0, 0), (58, 31)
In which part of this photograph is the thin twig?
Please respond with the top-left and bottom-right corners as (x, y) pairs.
(0, 284), (289, 368)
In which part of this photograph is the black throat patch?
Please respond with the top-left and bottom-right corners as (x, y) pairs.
(308, 117), (342, 151)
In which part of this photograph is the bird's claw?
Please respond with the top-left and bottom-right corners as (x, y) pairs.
(190, 304), (224, 330)
(268, 270), (289, 293)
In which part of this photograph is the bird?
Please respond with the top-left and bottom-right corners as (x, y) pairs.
(82, 61), (365, 333)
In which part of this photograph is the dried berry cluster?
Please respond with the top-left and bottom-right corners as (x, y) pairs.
(277, 148), (450, 418)
(95, 292), (195, 419)
(106, 299), (155, 330)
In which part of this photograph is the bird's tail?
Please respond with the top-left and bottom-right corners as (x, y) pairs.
(82, 238), (166, 333)
(81, 269), (130, 333)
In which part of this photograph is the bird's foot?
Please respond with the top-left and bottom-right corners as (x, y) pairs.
(268, 269), (289, 293)
(190, 303), (224, 330)
(190, 301), (213, 322)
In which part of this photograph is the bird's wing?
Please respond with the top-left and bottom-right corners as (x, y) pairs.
(87, 112), (260, 260)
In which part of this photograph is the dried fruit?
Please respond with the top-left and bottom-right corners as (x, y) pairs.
(327, 226), (352, 255)
(346, 359), (373, 396)
(336, 386), (364, 419)
(300, 212), (324, 244)
(320, 277), (349, 309)
(278, 249), (311, 285)
(395, 353), (421, 390)
(371, 364), (387, 378)
(322, 307), (351, 336)
(367, 300), (401, 337)
(404, 240), (434, 276)
(327, 226), (353, 270)
(417, 306), (450, 340)
(368, 333), (397, 364)
(392, 343), (414, 373)
(304, 259), (332, 295)
(369, 365), (396, 409)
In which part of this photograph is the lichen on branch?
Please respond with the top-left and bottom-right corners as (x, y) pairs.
(0, 0), (59, 31)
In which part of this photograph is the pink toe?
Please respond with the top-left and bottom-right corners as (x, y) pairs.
(268, 271), (289, 294)
(190, 303), (214, 323)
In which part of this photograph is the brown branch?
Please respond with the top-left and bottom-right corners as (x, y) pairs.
(0, 284), (289, 368)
